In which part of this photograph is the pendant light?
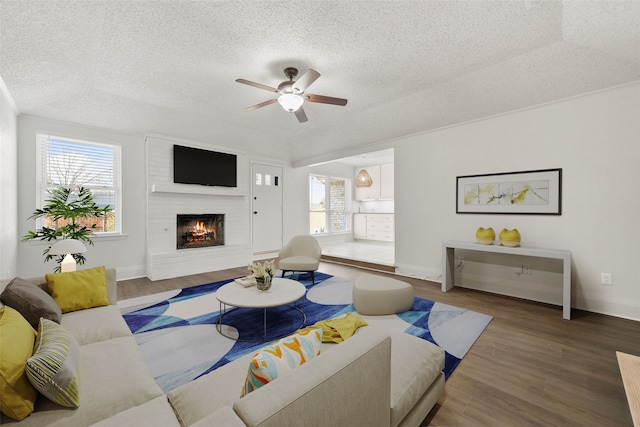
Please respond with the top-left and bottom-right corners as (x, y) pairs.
(355, 169), (373, 188)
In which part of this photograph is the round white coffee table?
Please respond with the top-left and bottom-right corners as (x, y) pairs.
(215, 277), (306, 341)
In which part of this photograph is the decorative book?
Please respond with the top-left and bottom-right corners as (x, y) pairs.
(234, 276), (256, 287)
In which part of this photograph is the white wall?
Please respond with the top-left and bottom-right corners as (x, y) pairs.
(393, 82), (640, 320)
(16, 116), (147, 279)
(0, 79), (18, 280)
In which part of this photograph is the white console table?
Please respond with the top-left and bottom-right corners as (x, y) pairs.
(442, 240), (572, 320)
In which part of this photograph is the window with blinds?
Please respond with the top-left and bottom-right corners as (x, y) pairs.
(36, 133), (122, 234)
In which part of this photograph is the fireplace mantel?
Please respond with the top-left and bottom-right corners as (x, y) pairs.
(150, 183), (248, 197)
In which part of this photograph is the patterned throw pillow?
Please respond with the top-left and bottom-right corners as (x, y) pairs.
(241, 328), (323, 397)
(26, 318), (81, 408)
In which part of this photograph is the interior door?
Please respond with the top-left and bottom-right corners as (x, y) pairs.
(252, 163), (283, 254)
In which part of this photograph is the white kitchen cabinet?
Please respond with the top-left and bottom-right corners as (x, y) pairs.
(380, 162), (394, 199)
(353, 213), (394, 242)
(366, 214), (394, 242)
(354, 165), (381, 201)
(353, 214), (367, 239)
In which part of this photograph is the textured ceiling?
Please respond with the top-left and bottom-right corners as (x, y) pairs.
(1, 1), (639, 166)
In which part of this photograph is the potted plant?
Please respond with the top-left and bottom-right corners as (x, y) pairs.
(22, 186), (113, 272)
(248, 260), (276, 291)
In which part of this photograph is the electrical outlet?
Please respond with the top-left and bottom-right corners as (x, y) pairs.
(601, 273), (613, 286)
(523, 264), (532, 275)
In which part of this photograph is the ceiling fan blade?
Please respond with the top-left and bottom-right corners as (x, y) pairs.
(294, 106), (308, 123)
(236, 78), (278, 93)
(292, 69), (321, 93)
(306, 93), (348, 106)
(246, 98), (277, 111)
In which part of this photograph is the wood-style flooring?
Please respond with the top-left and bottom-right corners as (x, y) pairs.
(117, 262), (639, 426)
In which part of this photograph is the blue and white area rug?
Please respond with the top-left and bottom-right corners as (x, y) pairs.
(119, 272), (492, 393)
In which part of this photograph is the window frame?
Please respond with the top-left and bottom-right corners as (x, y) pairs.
(35, 132), (123, 236)
(309, 174), (351, 235)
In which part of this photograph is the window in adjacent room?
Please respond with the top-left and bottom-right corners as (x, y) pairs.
(309, 174), (350, 235)
(36, 133), (122, 234)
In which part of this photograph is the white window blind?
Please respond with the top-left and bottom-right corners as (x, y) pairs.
(36, 133), (122, 234)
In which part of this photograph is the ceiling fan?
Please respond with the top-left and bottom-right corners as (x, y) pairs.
(235, 67), (348, 123)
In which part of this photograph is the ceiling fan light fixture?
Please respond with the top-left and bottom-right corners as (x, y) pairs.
(355, 169), (373, 188)
(278, 93), (304, 112)
(236, 67), (347, 122)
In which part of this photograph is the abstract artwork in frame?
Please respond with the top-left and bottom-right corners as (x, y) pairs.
(456, 168), (562, 215)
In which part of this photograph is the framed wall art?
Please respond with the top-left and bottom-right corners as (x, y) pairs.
(456, 168), (562, 215)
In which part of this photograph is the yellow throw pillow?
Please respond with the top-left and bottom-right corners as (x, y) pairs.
(46, 266), (109, 313)
(0, 306), (38, 421)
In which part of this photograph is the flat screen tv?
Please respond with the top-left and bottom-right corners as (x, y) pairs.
(173, 145), (237, 187)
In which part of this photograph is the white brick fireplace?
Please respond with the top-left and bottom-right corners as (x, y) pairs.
(145, 135), (252, 280)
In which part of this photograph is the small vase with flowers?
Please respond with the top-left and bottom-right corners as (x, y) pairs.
(248, 260), (276, 291)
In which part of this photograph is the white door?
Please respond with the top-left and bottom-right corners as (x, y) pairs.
(252, 163), (283, 254)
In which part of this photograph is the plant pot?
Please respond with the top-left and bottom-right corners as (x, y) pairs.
(256, 275), (273, 291)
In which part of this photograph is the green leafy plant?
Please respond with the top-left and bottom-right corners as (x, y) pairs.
(22, 186), (113, 272)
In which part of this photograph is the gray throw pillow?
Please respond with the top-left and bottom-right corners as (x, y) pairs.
(1, 277), (62, 329)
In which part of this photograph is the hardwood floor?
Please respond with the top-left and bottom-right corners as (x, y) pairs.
(117, 262), (639, 426)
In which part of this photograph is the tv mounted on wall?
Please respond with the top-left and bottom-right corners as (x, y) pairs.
(173, 145), (237, 187)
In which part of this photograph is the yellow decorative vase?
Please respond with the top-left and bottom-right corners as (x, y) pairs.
(499, 228), (521, 247)
(475, 227), (496, 245)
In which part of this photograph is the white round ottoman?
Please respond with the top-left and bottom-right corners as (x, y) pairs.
(353, 274), (414, 315)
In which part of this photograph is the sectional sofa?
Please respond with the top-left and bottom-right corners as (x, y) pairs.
(0, 268), (445, 426)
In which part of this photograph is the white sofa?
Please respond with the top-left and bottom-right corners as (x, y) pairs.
(1, 269), (445, 426)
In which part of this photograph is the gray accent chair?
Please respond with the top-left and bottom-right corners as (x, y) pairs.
(278, 235), (322, 284)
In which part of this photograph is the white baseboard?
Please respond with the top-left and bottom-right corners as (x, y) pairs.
(115, 264), (146, 281)
(394, 263), (442, 283)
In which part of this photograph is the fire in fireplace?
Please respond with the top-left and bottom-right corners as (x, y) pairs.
(176, 214), (225, 250)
